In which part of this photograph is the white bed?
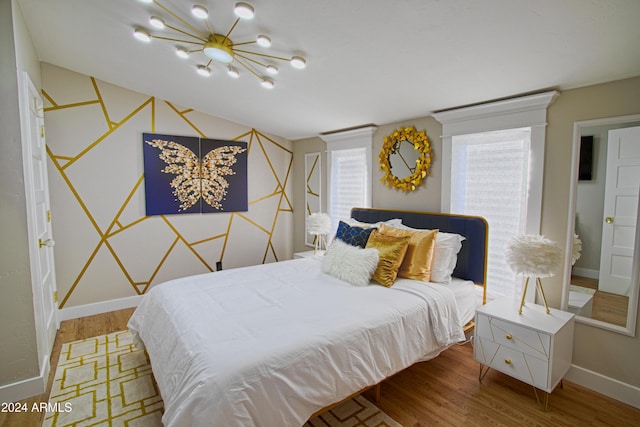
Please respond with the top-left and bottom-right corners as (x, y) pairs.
(128, 208), (488, 426)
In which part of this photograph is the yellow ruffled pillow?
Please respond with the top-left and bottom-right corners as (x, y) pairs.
(378, 223), (438, 282)
(365, 230), (410, 287)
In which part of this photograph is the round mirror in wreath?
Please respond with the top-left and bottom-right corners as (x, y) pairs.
(379, 126), (432, 191)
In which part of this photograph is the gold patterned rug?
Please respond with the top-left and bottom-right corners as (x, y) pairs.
(43, 331), (402, 427)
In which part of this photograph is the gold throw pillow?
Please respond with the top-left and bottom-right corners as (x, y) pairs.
(378, 223), (438, 282)
(365, 230), (410, 287)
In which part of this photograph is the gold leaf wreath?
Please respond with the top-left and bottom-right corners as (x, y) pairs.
(379, 126), (432, 192)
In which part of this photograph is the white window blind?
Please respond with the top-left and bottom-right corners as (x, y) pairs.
(321, 126), (375, 232)
(451, 128), (531, 299)
(329, 147), (368, 223)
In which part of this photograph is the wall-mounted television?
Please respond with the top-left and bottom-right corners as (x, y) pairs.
(579, 135), (594, 181)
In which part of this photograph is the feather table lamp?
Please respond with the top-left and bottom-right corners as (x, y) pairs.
(506, 234), (563, 314)
(307, 213), (332, 254)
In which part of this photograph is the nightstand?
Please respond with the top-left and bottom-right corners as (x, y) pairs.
(473, 297), (575, 409)
(293, 250), (325, 259)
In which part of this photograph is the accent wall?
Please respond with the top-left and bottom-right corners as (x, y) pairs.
(42, 63), (293, 312)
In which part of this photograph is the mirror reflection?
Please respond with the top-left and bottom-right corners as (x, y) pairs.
(389, 139), (420, 179)
(568, 120), (640, 332)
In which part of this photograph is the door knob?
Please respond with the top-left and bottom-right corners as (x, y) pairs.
(605, 217), (614, 224)
(38, 238), (55, 248)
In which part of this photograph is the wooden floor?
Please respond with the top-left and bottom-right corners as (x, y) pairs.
(2, 308), (640, 427)
(571, 275), (628, 327)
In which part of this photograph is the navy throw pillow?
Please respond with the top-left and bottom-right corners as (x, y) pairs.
(335, 221), (374, 248)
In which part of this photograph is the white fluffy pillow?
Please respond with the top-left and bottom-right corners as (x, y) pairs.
(322, 239), (379, 287)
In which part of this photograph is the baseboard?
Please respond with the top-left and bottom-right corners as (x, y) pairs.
(571, 267), (599, 280)
(0, 373), (46, 404)
(58, 295), (143, 321)
(566, 364), (640, 409)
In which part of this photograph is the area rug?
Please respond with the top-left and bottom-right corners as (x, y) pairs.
(43, 331), (402, 427)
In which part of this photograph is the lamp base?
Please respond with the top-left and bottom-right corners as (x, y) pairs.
(313, 234), (327, 255)
(519, 277), (551, 314)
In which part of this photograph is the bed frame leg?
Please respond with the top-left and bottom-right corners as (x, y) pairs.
(372, 383), (381, 402)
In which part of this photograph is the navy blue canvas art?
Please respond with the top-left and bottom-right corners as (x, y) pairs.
(143, 133), (248, 215)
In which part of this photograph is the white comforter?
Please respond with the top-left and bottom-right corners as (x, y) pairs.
(128, 257), (465, 427)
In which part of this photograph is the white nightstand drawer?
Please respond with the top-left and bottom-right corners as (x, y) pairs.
(476, 312), (551, 360)
(475, 336), (549, 389)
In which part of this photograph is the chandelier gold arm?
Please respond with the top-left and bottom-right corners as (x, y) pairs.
(231, 40), (258, 47)
(235, 52), (269, 69)
(152, 35), (205, 45)
(233, 49), (290, 62)
(164, 24), (207, 43)
(154, 0), (209, 40)
(235, 57), (263, 80)
(225, 18), (241, 40)
(203, 19), (215, 36)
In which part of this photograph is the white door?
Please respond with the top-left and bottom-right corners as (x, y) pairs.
(19, 72), (59, 367)
(599, 126), (640, 296)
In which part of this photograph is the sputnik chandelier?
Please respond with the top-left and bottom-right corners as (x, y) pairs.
(133, 0), (307, 89)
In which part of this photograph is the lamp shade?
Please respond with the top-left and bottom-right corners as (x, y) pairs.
(307, 213), (332, 235)
(571, 233), (582, 266)
(505, 234), (562, 278)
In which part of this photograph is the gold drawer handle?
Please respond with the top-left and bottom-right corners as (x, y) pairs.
(505, 358), (511, 365)
(506, 333), (513, 340)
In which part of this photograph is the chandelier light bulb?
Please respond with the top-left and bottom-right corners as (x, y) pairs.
(133, 28), (152, 42)
(234, 2), (255, 19)
(191, 5), (209, 19)
(256, 34), (271, 47)
(260, 77), (275, 89)
(265, 64), (278, 75)
(290, 56), (306, 69)
(175, 47), (189, 59)
(196, 65), (211, 77)
(149, 16), (165, 29)
(227, 66), (240, 78)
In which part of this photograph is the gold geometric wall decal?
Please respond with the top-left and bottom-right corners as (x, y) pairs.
(42, 64), (293, 308)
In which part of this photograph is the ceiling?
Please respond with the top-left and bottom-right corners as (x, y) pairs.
(17, 0), (640, 140)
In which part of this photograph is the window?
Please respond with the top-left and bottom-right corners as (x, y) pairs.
(434, 92), (557, 300)
(451, 128), (531, 298)
(321, 126), (376, 232)
(328, 148), (368, 222)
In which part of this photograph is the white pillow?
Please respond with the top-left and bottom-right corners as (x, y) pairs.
(322, 239), (379, 287)
(394, 223), (465, 284)
(347, 218), (403, 228)
(430, 232), (465, 283)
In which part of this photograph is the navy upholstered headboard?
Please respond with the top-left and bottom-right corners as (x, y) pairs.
(350, 208), (488, 287)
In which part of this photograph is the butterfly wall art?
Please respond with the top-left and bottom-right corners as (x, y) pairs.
(143, 133), (248, 215)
